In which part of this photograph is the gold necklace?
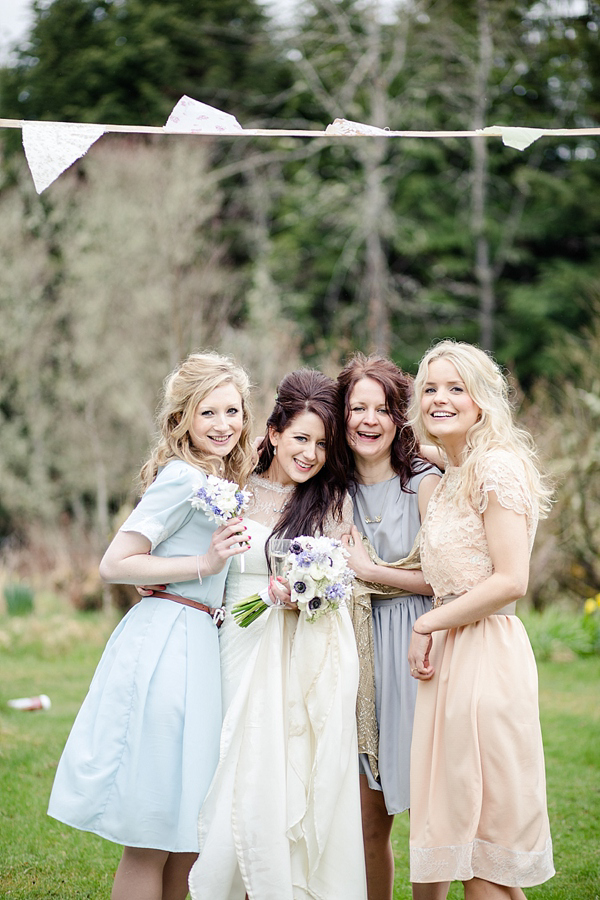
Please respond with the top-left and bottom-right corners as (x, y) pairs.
(356, 476), (394, 524)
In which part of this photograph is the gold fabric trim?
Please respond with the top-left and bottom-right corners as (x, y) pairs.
(347, 533), (422, 782)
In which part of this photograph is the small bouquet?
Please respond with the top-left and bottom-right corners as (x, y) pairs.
(287, 535), (354, 621)
(191, 475), (252, 571)
(232, 534), (354, 627)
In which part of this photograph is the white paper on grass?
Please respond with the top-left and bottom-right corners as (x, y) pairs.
(164, 96), (243, 134)
(325, 117), (390, 136)
(22, 121), (105, 193)
(477, 124), (546, 151)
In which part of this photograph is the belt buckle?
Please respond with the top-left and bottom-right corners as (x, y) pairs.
(212, 606), (226, 627)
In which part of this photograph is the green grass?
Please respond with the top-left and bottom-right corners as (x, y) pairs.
(1, 615), (599, 899)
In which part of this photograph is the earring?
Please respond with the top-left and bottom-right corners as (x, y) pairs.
(273, 446), (277, 456)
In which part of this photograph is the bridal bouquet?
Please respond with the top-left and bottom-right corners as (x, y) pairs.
(232, 534), (354, 627)
(191, 475), (252, 571)
(287, 535), (354, 621)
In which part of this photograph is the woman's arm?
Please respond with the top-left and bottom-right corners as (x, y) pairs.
(408, 492), (530, 678)
(99, 518), (248, 585)
(342, 527), (433, 594)
(341, 472), (440, 594)
(420, 444), (445, 470)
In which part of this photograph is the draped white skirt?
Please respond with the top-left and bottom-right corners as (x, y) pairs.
(189, 606), (367, 900)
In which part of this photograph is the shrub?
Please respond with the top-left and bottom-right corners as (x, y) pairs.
(520, 606), (600, 662)
(4, 582), (34, 616)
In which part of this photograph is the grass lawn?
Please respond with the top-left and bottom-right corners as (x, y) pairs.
(1, 614), (599, 899)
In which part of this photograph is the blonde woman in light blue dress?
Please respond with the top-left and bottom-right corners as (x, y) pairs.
(47, 352), (255, 900)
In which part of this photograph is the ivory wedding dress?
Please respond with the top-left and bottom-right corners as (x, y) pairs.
(189, 474), (367, 900)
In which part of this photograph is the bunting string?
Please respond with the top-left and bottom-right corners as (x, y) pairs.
(1, 95), (599, 194)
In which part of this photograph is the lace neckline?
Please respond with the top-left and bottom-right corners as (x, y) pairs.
(245, 472), (296, 527)
(248, 472), (295, 495)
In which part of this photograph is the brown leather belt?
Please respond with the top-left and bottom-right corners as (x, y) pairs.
(152, 590), (226, 628)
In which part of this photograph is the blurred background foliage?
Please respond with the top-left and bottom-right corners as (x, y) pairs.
(0, 0), (598, 613)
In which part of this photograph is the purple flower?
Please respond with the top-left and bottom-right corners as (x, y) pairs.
(308, 598), (322, 611)
(325, 583), (346, 601)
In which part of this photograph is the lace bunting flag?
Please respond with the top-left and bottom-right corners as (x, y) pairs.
(325, 118), (390, 136)
(22, 121), (106, 193)
(164, 96), (243, 134)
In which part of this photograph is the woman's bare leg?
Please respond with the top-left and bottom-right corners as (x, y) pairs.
(412, 881), (451, 899)
(111, 846), (168, 900)
(360, 774), (395, 900)
(163, 852), (198, 900)
(464, 878), (518, 900)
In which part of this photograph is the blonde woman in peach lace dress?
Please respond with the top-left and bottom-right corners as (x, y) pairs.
(406, 341), (555, 900)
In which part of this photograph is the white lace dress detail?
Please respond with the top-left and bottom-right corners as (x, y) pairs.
(420, 450), (538, 598)
(220, 475), (353, 712)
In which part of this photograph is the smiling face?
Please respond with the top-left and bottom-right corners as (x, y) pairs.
(421, 358), (481, 459)
(346, 377), (397, 466)
(189, 382), (244, 458)
(268, 410), (327, 486)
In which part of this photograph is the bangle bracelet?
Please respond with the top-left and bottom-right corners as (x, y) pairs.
(196, 555), (203, 585)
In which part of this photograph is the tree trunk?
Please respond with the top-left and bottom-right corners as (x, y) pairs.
(471, 0), (495, 351)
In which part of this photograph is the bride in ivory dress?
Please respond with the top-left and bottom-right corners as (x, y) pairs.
(189, 368), (367, 900)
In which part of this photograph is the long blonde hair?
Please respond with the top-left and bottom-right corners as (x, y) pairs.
(408, 340), (553, 516)
(139, 352), (255, 491)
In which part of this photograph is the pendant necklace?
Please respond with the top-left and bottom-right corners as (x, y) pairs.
(356, 475), (394, 524)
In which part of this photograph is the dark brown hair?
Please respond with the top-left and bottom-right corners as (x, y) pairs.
(337, 352), (429, 490)
(256, 369), (347, 545)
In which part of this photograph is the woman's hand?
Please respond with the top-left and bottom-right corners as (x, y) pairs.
(200, 517), (250, 576)
(341, 526), (376, 581)
(135, 584), (165, 597)
(268, 576), (297, 609)
(408, 624), (435, 681)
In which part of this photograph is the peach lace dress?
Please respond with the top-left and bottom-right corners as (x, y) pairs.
(409, 450), (554, 887)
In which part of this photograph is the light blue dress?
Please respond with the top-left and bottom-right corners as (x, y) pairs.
(353, 468), (439, 815)
(48, 460), (229, 852)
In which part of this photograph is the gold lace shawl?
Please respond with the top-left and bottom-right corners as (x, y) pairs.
(347, 533), (422, 781)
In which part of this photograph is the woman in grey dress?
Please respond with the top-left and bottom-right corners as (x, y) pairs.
(337, 353), (445, 900)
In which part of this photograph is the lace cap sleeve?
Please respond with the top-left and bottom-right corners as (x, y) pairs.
(478, 450), (534, 519)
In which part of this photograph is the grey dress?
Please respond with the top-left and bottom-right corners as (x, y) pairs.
(353, 468), (437, 814)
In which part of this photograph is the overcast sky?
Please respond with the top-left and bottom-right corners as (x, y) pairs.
(0, 0), (34, 63)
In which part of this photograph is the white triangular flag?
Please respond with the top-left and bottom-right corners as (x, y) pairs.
(325, 117), (390, 136)
(164, 96), (243, 134)
(477, 124), (545, 151)
(22, 121), (105, 193)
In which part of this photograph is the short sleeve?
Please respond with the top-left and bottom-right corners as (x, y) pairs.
(120, 461), (206, 551)
(479, 451), (533, 519)
(410, 464), (442, 494)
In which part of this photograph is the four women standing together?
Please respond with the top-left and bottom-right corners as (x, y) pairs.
(48, 341), (554, 900)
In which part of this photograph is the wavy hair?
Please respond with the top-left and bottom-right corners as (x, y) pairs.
(407, 340), (553, 515)
(139, 351), (255, 491)
(336, 352), (429, 490)
(255, 369), (348, 543)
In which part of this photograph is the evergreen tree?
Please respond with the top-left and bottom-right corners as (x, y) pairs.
(0, 0), (289, 125)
